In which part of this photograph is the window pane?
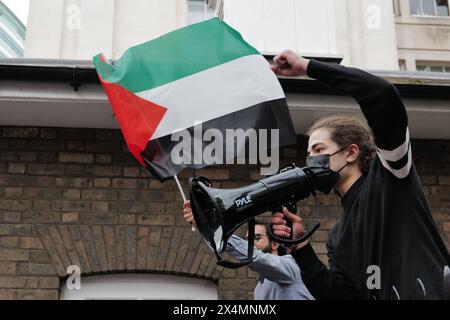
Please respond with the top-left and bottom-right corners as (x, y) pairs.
(436, 0), (449, 16)
(422, 0), (436, 15)
(410, 0), (422, 14)
(188, 0), (206, 25)
(430, 66), (444, 72)
(416, 65), (431, 71)
(188, 0), (216, 25)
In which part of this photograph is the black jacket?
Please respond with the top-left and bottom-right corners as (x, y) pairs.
(291, 59), (450, 300)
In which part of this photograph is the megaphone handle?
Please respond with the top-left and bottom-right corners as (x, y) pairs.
(269, 202), (296, 242)
(284, 202), (296, 239)
(286, 218), (294, 239)
(267, 195), (321, 246)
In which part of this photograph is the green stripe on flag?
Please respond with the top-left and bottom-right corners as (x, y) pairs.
(93, 18), (259, 93)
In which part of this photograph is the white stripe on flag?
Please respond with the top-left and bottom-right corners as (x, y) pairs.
(135, 54), (285, 140)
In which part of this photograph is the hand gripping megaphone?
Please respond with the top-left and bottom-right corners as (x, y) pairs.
(189, 163), (339, 269)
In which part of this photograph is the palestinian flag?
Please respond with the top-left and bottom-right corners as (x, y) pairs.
(93, 18), (297, 181)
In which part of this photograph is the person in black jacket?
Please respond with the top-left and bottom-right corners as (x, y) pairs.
(270, 49), (450, 300)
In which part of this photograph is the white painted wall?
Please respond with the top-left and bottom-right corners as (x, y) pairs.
(24, 0), (187, 60)
(223, 0), (337, 56)
(23, 0), (399, 69)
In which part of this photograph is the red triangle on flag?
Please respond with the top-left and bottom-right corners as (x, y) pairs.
(99, 78), (167, 167)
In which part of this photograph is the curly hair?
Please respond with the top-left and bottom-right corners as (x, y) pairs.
(307, 115), (376, 174)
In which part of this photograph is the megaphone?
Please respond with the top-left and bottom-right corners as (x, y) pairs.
(189, 163), (339, 268)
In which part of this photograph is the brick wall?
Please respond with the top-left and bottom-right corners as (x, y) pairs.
(0, 126), (449, 300)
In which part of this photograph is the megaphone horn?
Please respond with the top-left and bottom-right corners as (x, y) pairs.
(189, 164), (322, 268)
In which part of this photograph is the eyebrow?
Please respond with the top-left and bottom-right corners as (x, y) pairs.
(308, 142), (325, 152)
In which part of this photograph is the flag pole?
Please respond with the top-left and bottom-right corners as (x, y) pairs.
(174, 174), (195, 232)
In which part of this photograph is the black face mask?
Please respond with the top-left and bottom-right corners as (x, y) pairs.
(306, 149), (349, 194)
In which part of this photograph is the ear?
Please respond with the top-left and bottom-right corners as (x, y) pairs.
(346, 144), (360, 164)
(272, 241), (280, 252)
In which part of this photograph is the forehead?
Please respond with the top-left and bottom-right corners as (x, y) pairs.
(308, 127), (333, 150)
(254, 224), (266, 234)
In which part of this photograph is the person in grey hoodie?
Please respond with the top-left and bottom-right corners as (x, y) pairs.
(183, 201), (314, 300)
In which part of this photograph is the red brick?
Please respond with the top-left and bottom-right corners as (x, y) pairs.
(20, 237), (44, 250)
(0, 276), (27, 288)
(0, 290), (15, 299)
(95, 154), (112, 164)
(52, 200), (90, 212)
(138, 214), (175, 226)
(311, 230), (330, 243)
(28, 140), (60, 152)
(35, 176), (55, 187)
(430, 186), (450, 196)
(123, 167), (140, 177)
(2, 212), (22, 223)
(4, 187), (22, 197)
(109, 201), (146, 213)
(91, 226), (109, 271)
(118, 190), (135, 200)
(0, 261), (16, 274)
(8, 163), (26, 174)
(32, 200), (52, 211)
(22, 212), (61, 224)
(94, 178), (110, 188)
(93, 166), (122, 177)
(40, 128), (56, 140)
(112, 178), (147, 189)
(16, 289), (59, 300)
(79, 213), (118, 225)
(81, 189), (118, 200)
(312, 243), (328, 255)
(2, 128), (39, 138)
(86, 142), (121, 153)
(119, 214), (135, 225)
(3, 151), (37, 162)
(59, 152), (94, 164)
(66, 141), (84, 151)
(29, 251), (51, 264)
(92, 201), (109, 213)
(0, 249), (29, 261)
(443, 222), (450, 233)
(62, 213), (79, 223)
(62, 189), (80, 199)
(0, 225), (32, 236)
(0, 174), (35, 187)
(38, 152), (57, 163)
(439, 176), (450, 185)
(195, 168), (230, 180)
(27, 163), (45, 175)
(65, 164), (84, 175)
(0, 199), (32, 211)
(0, 236), (19, 248)
(38, 277), (60, 289)
(136, 227), (149, 270)
(26, 277), (38, 289)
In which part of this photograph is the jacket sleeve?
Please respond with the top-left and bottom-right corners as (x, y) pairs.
(291, 242), (362, 299)
(226, 235), (300, 284)
(307, 59), (412, 179)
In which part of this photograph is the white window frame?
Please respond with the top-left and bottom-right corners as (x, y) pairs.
(60, 274), (218, 300)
